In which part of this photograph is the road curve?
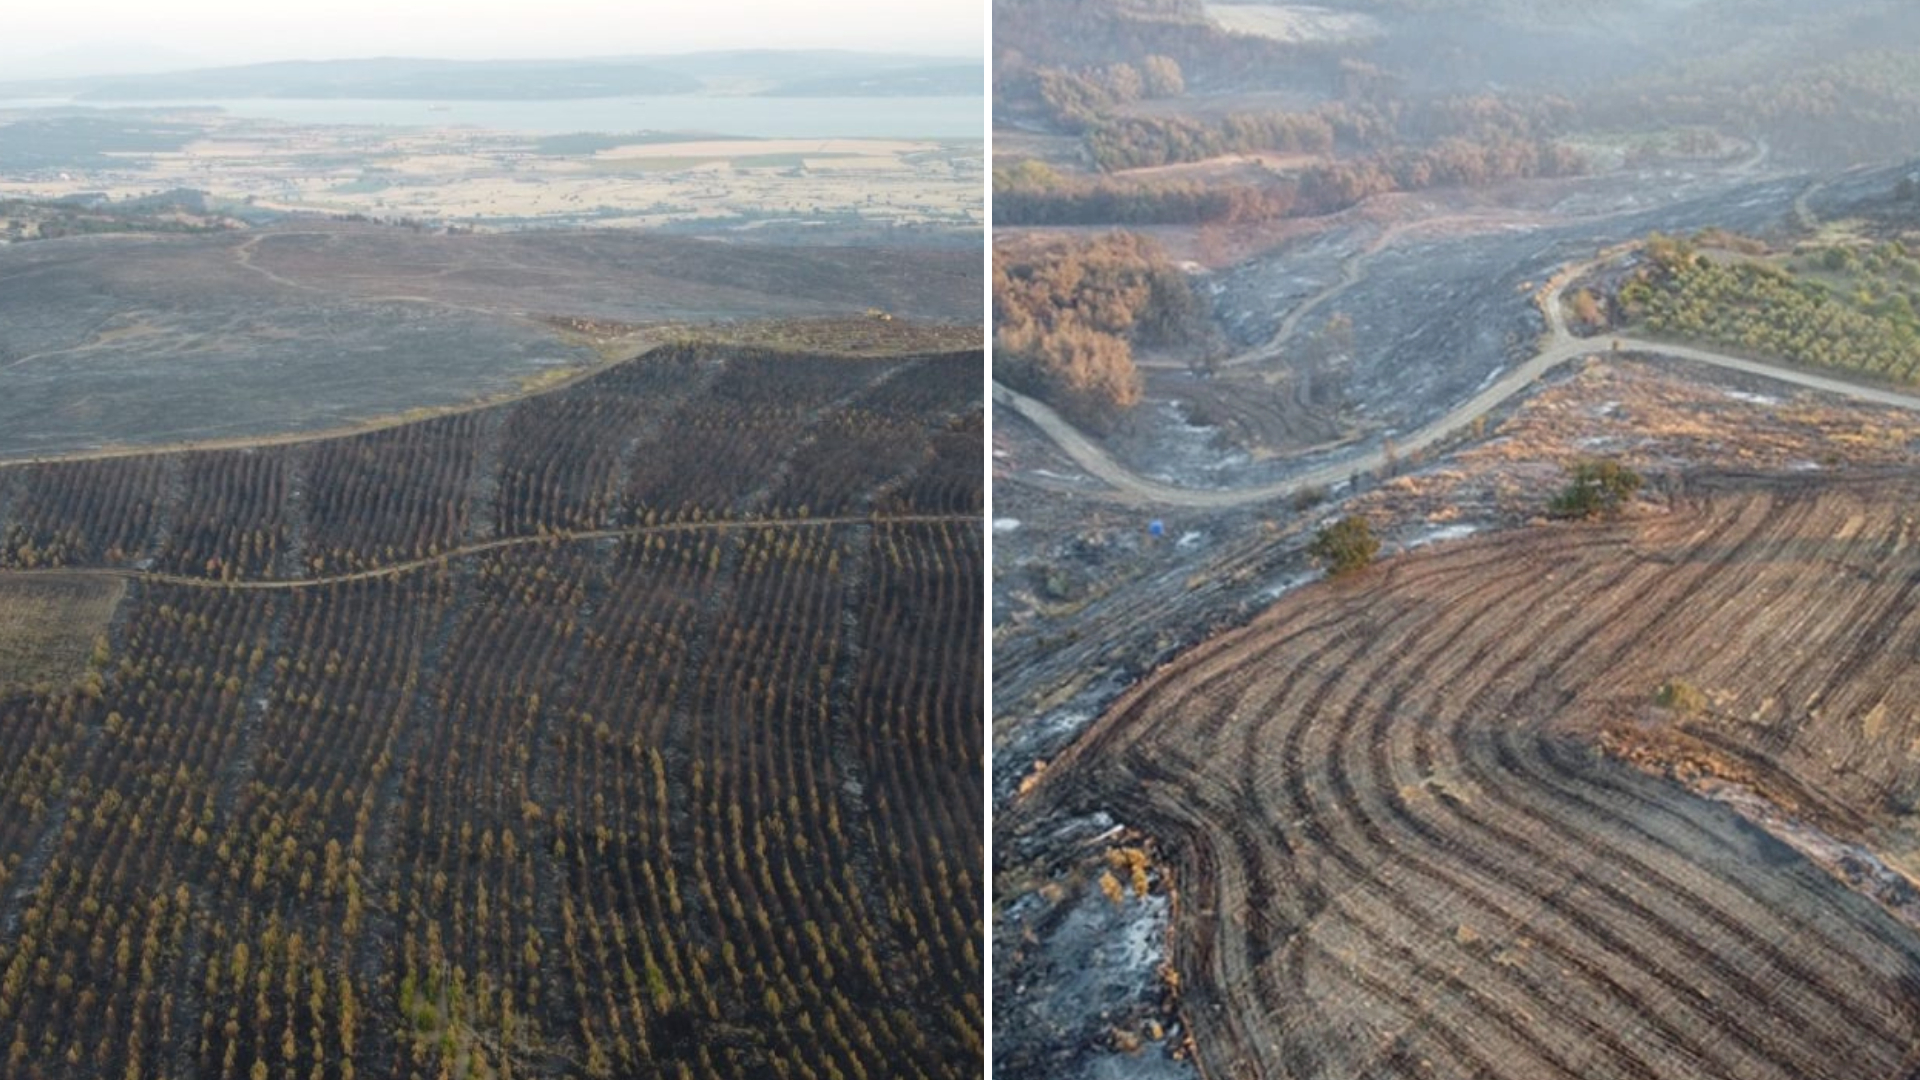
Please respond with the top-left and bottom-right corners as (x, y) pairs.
(1134, 135), (1769, 378)
(999, 246), (1920, 509)
(1134, 213), (1498, 375)
(0, 512), (976, 591)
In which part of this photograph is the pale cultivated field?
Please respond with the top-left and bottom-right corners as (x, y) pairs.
(1112, 149), (1327, 182)
(0, 117), (982, 230)
(1203, 2), (1383, 43)
(593, 137), (929, 158)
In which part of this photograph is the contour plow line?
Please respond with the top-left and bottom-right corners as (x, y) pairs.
(1023, 478), (1920, 1080)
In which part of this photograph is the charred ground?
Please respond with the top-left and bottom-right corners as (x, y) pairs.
(0, 220), (981, 461)
(993, 1), (1920, 1075)
(0, 342), (983, 1080)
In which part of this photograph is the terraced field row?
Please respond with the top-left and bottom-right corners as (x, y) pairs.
(1029, 472), (1920, 1080)
(0, 344), (983, 580)
(0, 345), (983, 1080)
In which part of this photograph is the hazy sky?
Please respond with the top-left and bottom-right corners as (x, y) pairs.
(4, 0), (982, 77)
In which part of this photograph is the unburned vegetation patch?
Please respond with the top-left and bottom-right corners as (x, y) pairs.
(0, 574), (122, 692)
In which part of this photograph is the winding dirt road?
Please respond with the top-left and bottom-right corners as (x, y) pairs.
(1134, 213), (1517, 375)
(997, 232), (1920, 508)
(1134, 137), (1774, 377)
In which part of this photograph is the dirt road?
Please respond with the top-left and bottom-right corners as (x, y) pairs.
(1133, 138), (1770, 378)
(1134, 212), (1511, 374)
(0, 512), (976, 591)
(997, 243), (1920, 508)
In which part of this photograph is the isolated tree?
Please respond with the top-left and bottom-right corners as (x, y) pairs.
(1569, 288), (1606, 330)
(1549, 460), (1643, 519)
(1309, 516), (1379, 578)
(1656, 679), (1708, 715)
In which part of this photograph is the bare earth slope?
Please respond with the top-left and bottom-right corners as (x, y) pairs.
(1023, 471), (1920, 1080)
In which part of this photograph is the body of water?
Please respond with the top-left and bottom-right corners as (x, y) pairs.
(0, 94), (985, 140)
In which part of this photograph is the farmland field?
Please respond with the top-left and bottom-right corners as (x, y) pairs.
(0, 341), (983, 1080)
(1020, 471), (1920, 1080)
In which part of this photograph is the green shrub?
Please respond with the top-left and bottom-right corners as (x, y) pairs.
(1655, 679), (1708, 715)
(1310, 515), (1379, 578)
(1550, 460), (1643, 519)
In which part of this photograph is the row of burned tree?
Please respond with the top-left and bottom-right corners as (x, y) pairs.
(0, 347), (983, 1080)
(0, 346), (983, 578)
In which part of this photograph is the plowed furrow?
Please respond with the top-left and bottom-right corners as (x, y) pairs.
(1414, 492), (1914, 1067)
(1241, 549), (1677, 1078)
(1326, 561), (1758, 1079)
(1024, 476), (1920, 1080)
(1418, 503), (1916, 1071)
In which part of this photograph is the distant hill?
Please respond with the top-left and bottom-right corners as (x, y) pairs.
(0, 51), (985, 102)
(53, 58), (702, 101)
(760, 63), (981, 96)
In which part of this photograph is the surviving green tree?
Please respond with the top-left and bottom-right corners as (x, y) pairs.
(1550, 460), (1643, 519)
(1310, 515), (1380, 577)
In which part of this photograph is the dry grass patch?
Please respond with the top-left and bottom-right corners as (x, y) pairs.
(0, 575), (123, 691)
(545, 315), (982, 358)
(677, 316), (985, 356)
